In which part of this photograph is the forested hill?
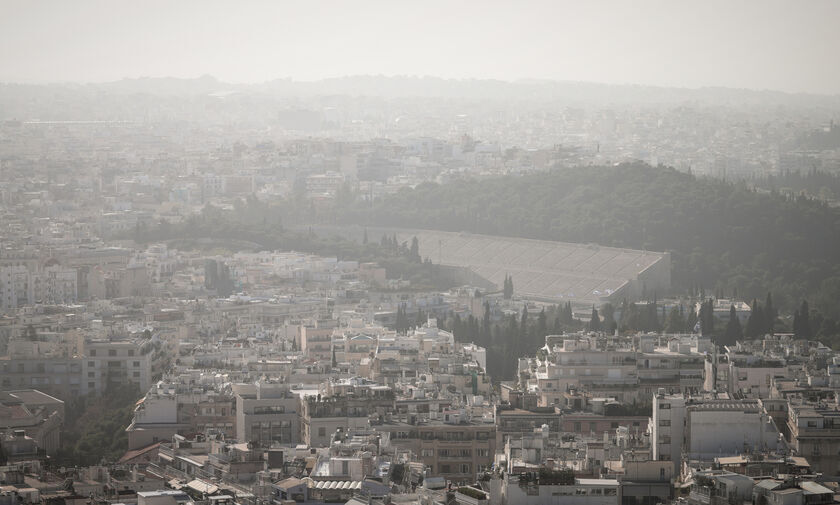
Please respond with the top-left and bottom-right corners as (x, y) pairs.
(337, 163), (840, 318)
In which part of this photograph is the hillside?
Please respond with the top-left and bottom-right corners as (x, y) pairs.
(336, 163), (840, 319)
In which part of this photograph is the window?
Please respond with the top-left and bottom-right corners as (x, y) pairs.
(318, 427), (326, 437)
(89, 350), (96, 356)
(108, 349), (117, 356)
(440, 464), (451, 474)
(574, 422), (581, 432)
(460, 464), (471, 474)
(659, 403), (670, 410)
(438, 449), (450, 457)
(133, 372), (140, 378)
(128, 350), (134, 356)
(133, 361), (140, 367)
(88, 372), (95, 378)
(421, 449), (434, 457)
(88, 361), (95, 367)
(476, 449), (489, 457)
(659, 420), (671, 427)
(88, 382), (95, 388)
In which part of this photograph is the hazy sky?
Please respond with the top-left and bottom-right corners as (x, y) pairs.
(1, 0), (839, 94)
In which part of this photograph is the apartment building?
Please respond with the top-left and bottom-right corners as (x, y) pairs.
(83, 338), (152, 395)
(235, 381), (299, 447)
(528, 335), (639, 405)
(300, 381), (394, 447)
(0, 357), (84, 399)
(651, 393), (781, 474)
(378, 413), (497, 482)
(786, 405), (840, 475)
(0, 389), (64, 455)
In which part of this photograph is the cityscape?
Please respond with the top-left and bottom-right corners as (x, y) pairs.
(2, 2), (840, 505)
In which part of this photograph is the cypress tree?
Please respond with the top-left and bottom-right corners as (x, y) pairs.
(589, 306), (601, 332)
(744, 299), (764, 339)
(797, 300), (812, 338)
(520, 306), (529, 340)
(723, 305), (743, 346)
(503, 275), (514, 300)
(700, 299), (715, 336)
(601, 303), (617, 333)
(537, 308), (548, 344)
(765, 292), (775, 335)
(410, 236), (421, 263)
(664, 306), (686, 333)
(482, 302), (492, 344)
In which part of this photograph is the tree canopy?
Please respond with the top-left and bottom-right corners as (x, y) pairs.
(332, 162), (840, 319)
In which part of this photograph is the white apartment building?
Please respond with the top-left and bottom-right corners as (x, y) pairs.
(651, 392), (781, 474)
(235, 381), (300, 447)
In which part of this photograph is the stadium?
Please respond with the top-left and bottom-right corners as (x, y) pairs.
(393, 229), (670, 305)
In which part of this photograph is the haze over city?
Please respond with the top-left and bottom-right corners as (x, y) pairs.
(2, 0), (840, 94)
(2, 3), (840, 505)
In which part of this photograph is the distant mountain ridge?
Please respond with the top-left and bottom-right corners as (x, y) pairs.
(4, 75), (838, 106)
